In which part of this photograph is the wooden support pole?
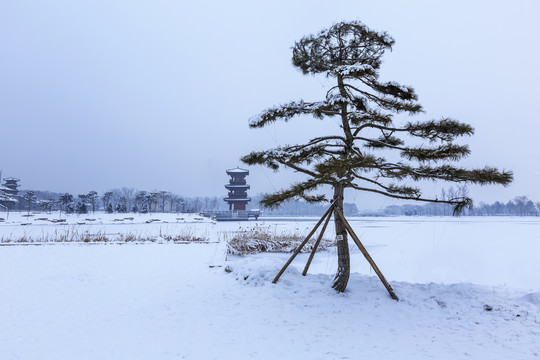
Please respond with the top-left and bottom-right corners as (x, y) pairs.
(302, 206), (333, 276)
(272, 201), (335, 284)
(334, 207), (399, 301)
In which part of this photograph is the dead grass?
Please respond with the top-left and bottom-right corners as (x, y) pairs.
(0, 227), (209, 244)
(226, 224), (334, 255)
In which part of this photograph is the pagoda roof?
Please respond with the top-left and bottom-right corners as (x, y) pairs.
(224, 197), (251, 202)
(3, 177), (20, 182)
(226, 167), (249, 175)
(0, 194), (17, 202)
(225, 184), (250, 189)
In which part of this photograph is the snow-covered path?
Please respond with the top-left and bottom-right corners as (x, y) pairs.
(1, 242), (538, 360)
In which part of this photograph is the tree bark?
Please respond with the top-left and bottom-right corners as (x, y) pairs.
(332, 181), (350, 292)
(332, 70), (353, 293)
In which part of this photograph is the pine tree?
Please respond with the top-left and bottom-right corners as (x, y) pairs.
(87, 191), (98, 213)
(59, 193), (73, 219)
(242, 21), (512, 292)
(77, 194), (89, 214)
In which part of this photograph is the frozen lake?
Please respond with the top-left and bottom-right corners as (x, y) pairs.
(1, 212), (539, 291)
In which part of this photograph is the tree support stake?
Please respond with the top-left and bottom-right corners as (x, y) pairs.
(272, 201), (398, 301)
(334, 207), (398, 300)
(302, 208), (332, 276)
(272, 201), (335, 284)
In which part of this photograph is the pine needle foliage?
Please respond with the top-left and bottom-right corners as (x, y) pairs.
(242, 21), (512, 215)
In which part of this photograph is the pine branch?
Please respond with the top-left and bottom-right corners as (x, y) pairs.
(343, 81), (423, 114)
(331, 63), (378, 78)
(351, 172), (419, 196)
(347, 182), (473, 215)
(379, 164), (513, 186)
(241, 148), (322, 178)
(401, 144), (471, 162)
(362, 135), (404, 148)
(406, 118), (474, 142)
(314, 153), (383, 179)
(259, 179), (328, 209)
(450, 197), (474, 216)
(386, 184), (421, 197)
(249, 100), (340, 128)
(241, 150), (280, 170)
(352, 118), (474, 143)
(369, 81), (418, 101)
(352, 122), (403, 136)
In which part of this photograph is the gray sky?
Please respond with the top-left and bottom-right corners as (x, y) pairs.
(1, 0), (539, 210)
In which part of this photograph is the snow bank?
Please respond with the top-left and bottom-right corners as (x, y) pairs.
(228, 254), (540, 359)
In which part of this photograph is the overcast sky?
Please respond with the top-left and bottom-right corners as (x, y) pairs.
(1, 0), (539, 210)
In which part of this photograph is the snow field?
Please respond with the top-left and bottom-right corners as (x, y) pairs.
(0, 214), (539, 359)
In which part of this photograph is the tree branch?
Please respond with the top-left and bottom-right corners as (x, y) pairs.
(347, 183), (472, 215)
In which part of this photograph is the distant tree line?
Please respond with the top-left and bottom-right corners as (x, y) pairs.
(250, 193), (359, 216)
(383, 187), (539, 217)
(9, 188), (230, 215)
(6, 188), (360, 217)
(4, 186), (538, 217)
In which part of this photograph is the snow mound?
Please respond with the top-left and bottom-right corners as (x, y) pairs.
(519, 292), (540, 305)
(228, 256), (300, 286)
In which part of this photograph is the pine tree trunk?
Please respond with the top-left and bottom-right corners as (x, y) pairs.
(332, 182), (350, 292)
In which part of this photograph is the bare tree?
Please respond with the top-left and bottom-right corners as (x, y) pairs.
(159, 191), (170, 213)
(22, 191), (36, 216)
(120, 187), (135, 212)
(39, 199), (55, 213)
(102, 191), (113, 211)
(147, 191), (159, 213)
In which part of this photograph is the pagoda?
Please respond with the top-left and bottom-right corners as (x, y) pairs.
(1, 177), (20, 197)
(224, 167), (251, 211)
(0, 177), (20, 211)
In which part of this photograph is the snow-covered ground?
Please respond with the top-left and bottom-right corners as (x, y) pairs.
(1, 213), (539, 359)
